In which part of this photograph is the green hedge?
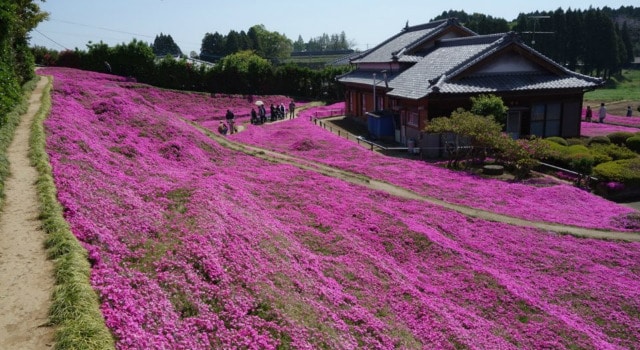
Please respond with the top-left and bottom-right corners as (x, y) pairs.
(593, 158), (640, 187)
(587, 135), (611, 146)
(607, 131), (635, 146)
(626, 136), (640, 153)
(545, 136), (568, 146)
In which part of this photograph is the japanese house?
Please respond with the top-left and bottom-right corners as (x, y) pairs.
(337, 18), (603, 145)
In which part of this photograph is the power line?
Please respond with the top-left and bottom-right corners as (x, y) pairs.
(51, 18), (155, 39)
(46, 18), (202, 52)
(33, 28), (68, 50)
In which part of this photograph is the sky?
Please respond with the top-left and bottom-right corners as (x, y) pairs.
(30, 0), (635, 55)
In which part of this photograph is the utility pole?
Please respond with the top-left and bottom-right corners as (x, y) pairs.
(372, 73), (377, 111)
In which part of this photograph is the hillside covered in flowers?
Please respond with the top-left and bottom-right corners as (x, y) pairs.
(40, 67), (640, 349)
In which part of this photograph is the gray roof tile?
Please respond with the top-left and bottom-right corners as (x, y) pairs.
(338, 20), (603, 100)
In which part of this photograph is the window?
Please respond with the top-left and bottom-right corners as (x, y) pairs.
(407, 111), (419, 127)
(530, 104), (545, 137)
(545, 103), (561, 137)
(506, 111), (521, 139)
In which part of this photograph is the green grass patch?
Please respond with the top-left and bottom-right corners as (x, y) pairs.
(30, 76), (115, 349)
(585, 69), (640, 102)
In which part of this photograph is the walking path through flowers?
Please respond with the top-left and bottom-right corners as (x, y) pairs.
(190, 118), (640, 242)
(0, 77), (55, 349)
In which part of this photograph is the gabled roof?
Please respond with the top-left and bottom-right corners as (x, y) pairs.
(338, 20), (603, 100)
(386, 32), (602, 99)
(351, 18), (476, 64)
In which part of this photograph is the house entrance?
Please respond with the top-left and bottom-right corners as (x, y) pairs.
(506, 110), (521, 139)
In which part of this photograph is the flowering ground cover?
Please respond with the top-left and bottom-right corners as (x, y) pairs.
(232, 114), (638, 232)
(115, 77), (294, 131)
(582, 108), (640, 128)
(297, 102), (346, 120)
(580, 121), (640, 137)
(41, 67), (640, 349)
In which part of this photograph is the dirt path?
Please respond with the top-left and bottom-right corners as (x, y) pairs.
(0, 77), (55, 349)
(192, 120), (640, 242)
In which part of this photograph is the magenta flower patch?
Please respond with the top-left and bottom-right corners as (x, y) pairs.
(40, 67), (640, 349)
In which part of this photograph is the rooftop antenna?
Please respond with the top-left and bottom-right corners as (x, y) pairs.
(525, 15), (551, 45)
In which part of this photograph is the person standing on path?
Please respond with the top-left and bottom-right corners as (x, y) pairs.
(289, 101), (295, 119)
(225, 109), (235, 134)
(598, 103), (606, 123)
(585, 106), (592, 122)
(627, 106), (632, 117)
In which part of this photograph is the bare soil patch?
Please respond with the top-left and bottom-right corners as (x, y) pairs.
(0, 77), (55, 349)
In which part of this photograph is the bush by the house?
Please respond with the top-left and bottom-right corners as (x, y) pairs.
(590, 143), (637, 161)
(607, 131), (635, 146)
(545, 136), (568, 146)
(625, 136), (640, 153)
(587, 135), (611, 146)
(566, 138), (586, 146)
(593, 158), (640, 187)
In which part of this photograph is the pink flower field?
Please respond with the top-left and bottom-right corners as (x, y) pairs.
(41, 68), (640, 349)
(580, 121), (640, 137)
(232, 114), (638, 232)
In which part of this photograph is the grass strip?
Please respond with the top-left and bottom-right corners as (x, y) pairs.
(29, 75), (115, 350)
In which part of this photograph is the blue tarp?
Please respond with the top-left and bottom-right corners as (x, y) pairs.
(366, 112), (394, 140)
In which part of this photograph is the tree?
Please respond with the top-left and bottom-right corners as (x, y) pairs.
(152, 33), (182, 57)
(425, 109), (546, 178)
(469, 94), (508, 126)
(620, 22), (634, 64)
(110, 39), (156, 80)
(214, 50), (273, 93)
(248, 25), (292, 59)
(564, 8), (584, 71)
(293, 35), (305, 52)
(0, 0), (47, 124)
(200, 32), (225, 62)
(425, 109), (503, 167)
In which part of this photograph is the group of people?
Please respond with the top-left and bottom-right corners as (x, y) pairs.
(585, 102), (635, 123)
(218, 109), (236, 135)
(219, 101), (296, 134)
(585, 103), (608, 123)
(250, 101), (296, 125)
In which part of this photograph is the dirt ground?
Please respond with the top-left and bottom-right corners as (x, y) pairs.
(584, 99), (639, 116)
(0, 77), (55, 349)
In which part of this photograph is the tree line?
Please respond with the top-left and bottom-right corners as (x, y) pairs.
(0, 0), (46, 124)
(199, 25), (354, 62)
(31, 41), (350, 100)
(434, 6), (638, 79)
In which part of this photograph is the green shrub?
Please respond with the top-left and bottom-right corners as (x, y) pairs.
(587, 135), (611, 145)
(626, 136), (640, 153)
(545, 136), (568, 146)
(607, 131), (635, 146)
(593, 158), (640, 186)
(566, 138), (586, 146)
(590, 143), (637, 161)
(569, 156), (594, 175)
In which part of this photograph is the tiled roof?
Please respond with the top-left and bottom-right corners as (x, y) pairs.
(387, 36), (500, 99)
(352, 19), (463, 64)
(339, 22), (603, 100)
(435, 73), (601, 94)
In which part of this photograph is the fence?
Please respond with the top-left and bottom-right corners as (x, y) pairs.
(302, 108), (346, 121)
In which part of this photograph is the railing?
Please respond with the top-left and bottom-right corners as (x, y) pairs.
(302, 109), (346, 121)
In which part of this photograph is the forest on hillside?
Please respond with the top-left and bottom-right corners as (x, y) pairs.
(434, 6), (639, 79)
